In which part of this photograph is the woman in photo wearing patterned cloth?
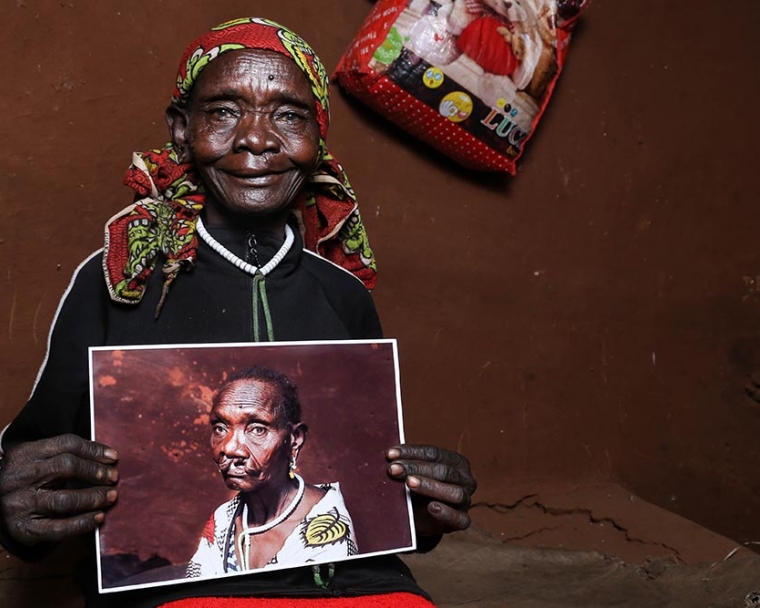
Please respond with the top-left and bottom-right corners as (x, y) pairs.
(0, 17), (476, 608)
(187, 367), (358, 578)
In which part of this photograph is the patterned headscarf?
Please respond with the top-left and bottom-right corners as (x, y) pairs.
(103, 17), (377, 311)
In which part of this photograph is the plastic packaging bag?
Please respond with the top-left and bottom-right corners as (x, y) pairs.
(335, 0), (588, 173)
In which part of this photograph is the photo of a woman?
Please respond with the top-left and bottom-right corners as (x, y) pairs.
(90, 340), (414, 592)
(187, 367), (358, 577)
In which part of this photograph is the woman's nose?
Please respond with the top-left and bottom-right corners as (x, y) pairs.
(221, 429), (248, 458)
(233, 112), (279, 155)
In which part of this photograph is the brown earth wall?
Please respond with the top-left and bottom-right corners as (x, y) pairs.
(1, 0), (759, 555)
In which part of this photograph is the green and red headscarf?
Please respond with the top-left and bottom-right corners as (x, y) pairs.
(103, 17), (377, 309)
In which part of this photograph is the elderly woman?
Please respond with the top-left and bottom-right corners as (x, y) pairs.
(0, 18), (475, 608)
(188, 366), (358, 577)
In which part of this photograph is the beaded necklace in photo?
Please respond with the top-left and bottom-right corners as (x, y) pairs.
(236, 473), (306, 570)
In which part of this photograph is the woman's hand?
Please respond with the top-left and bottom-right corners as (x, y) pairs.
(386, 444), (476, 538)
(0, 434), (119, 548)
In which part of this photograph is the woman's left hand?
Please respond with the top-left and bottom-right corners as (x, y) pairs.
(386, 444), (476, 538)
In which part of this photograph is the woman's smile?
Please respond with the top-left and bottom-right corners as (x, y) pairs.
(225, 167), (294, 186)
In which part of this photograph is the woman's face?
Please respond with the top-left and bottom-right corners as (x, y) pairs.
(170, 49), (321, 229)
(210, 378), (304, 494)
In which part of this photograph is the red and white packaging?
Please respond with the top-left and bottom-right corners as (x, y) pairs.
(335, 0), (588, 174)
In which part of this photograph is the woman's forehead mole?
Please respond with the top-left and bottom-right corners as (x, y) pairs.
(186, 49), (313, 106)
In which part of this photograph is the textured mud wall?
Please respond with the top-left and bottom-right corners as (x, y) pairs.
(1, 0), (759, 571)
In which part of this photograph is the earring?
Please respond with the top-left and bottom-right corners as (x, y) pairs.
(178, 147), (191, 164)
(289, 456), (297, 479)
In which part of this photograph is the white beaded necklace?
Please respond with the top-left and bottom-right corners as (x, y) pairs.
(196, 216), (294, 277)
(237, 473), (305, 570)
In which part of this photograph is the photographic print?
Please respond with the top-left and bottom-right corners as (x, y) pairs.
(88, 339), (414, 593)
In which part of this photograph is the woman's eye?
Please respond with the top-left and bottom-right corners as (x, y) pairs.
(207, 106), (236, 120)
(279, 110), (305, 123)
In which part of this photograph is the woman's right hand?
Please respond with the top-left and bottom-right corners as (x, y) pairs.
(0, 434), (119, 547)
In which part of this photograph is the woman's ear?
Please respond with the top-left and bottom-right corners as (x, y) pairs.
(165, 104), (192, 163)
(290, 422), (308, 456)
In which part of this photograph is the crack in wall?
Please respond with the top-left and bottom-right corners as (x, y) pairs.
(471, 494), (539, 513)
(471, 496), (684, 562)
(501, 524), (563, 542)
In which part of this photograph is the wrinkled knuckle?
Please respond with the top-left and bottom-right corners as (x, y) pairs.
(422, 445), (440, 461)
(43, 520), (67, 542)
(438, 484), (460, 506)
(72, 514), (98, 536)
(90, 463), (110, 483)
(11, 517), (38, 544)
(4, 446), (25, 465)
(68, 517), (87, 536)
(54, 452), (79, 475)
(441, 504), (461, 525)
(55, 433), (82, 452)
(1, 458), (33, 488)
(442, 506), (468, 529)
(417, 476), (435, 493)
(452, 485), (467, 506)
(1, 490), (28, 517)
(30, 460), (50, 484)
(393, 445), (409, 458)
(432, 463), (449, 480)
(447, 450), (469, 471)
(402, 462), (419, 477)
(48, 490), (75, 514)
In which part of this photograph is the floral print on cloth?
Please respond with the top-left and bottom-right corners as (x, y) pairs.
(187, 483), (358, 578)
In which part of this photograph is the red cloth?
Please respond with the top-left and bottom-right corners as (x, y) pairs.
(159, 592), (436, 607)
(457, 16), (518, 76)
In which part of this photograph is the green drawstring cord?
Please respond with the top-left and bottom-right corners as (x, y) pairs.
(312, 563), (335, 589)
(252, 272), (274, 342)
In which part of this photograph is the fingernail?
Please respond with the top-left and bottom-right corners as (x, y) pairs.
(389, 463), (404, 476)
(386, 448), (400, 460)
(429, 502), (442, 514)
(407, 475), (421, 489)
(108, 468), (119, 483)
(106, 490), (118, 503)
(105, 449), (118, 462)
(94, 512), (105, 524)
